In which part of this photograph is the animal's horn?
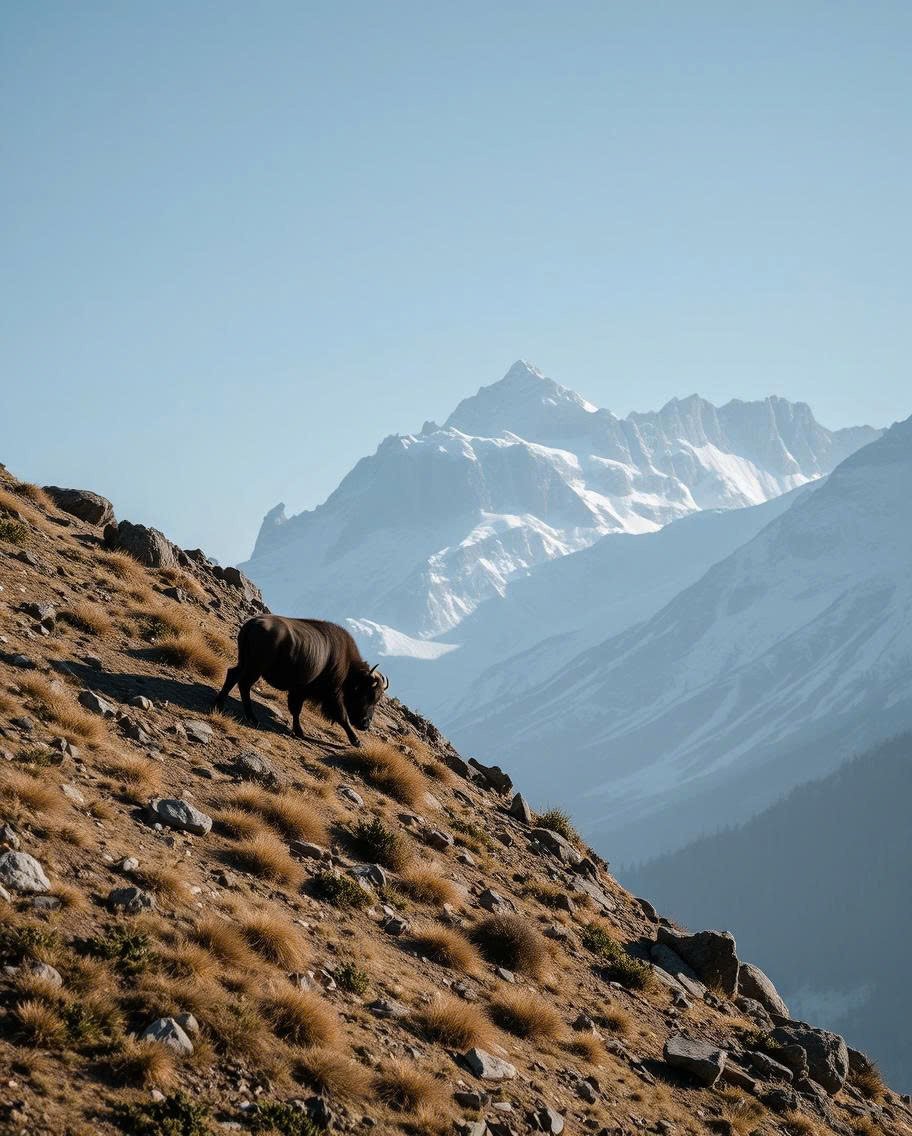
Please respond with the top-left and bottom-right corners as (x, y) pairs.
(381, 671), (390, 690)
(369, 664), (379, 675)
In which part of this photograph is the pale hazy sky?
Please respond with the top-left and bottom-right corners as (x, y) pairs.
(2, 2), (910, 564)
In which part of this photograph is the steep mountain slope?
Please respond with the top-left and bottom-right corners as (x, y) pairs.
(353, 484), (815, 724)
(0, 464), (907, 1136)
(242, 362), (877, 640)
(625, 734), (912, 1091)
(451, 416), (912, 865)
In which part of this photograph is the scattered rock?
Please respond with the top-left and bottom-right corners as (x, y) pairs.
(479, 887), (514, 913)
(464, 1047), (517, 1081)
(77, 690), (117, 718)
(184, 720), (214, 745)
(21, 602), (56, 626)
(0, 823), (21, 849)
(120, 716), (155, 745)
(532, 1106), (564, 1134)
(368, 998), (409, 1019)
(44, 486), (114, 527)
(468, 759), (513, 795)
(107, 886), (156, 914)
(139, 1016), (194, 1055)
(233, 750), (280, 786)
(425, 827), (453, 850)
(737, 961), (790, 1018)
(60, 783), (86, 806)
(649, 943), (707, 999)
(761, 1086), (800, 1113)
(104, 520), (176, 568)
(291, 841), (329, 861)
(128, 694), (154, 710)
(0, 850), (50, 893)
(338, 785), (365, 807)
(531, 826), (581, 867)
(175, 1012), (200, 1036)
(746, 1050), (794, 1083)
(657, 927), (739, 995)
(146, 797), (213, 836)
(575, 1078), (598, 1103)
(663, 1034), (726, 1087)
(508, 793), (534, 825)
(770, 1023), (848, 1095)
(26, 961), (63, 987)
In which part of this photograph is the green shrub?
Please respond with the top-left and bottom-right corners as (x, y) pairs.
(333, 960), (369, 996)
(536, 807), (579, 844)
(311, 870), (370, 909)
(112, 1092), (211, 1136)
(249, 1101), (319, 1135)
(0, 518), (27, 545)
(580, 924), (653, 991)
(86, 926), (152, 976)
(0, 923), (59, 965)
(349, 817), (411, 870)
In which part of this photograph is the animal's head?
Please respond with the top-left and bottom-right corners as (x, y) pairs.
(344, 661), (389, 731)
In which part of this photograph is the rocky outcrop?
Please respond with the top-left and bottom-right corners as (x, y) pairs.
(657, 926), (739, 995)
(738, 961), (789, 1018)
(663, 1034), (726, 1086)
(44, 486), (114, 527)
(104, 519), (176, 568)
(770, 1022), (849, 1095)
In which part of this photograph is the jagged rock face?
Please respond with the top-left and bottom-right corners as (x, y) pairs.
(657, 927), (739, 995)
(770, 1023), (849, 1095)
(243, 362), (876, 639)
(43, 486), (114, 527)
(738, 961), (790, 1018)
(104, 519), (176, 568)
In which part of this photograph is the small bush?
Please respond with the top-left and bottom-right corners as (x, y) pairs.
(373, 1059), (445, 1113)
(580, 923), (653, 991)
(399, 864), (460, 907)
(349, 816), (412, 871)
(470, 914), (549, 977)
(0, 922), (60, 966)
(14, 999), (67, 1046)
(410, 925), (482, 973)
(86, 926), (152, 976)
(111, 1092), (210, 1136)
(417, 995), (491, 1049)
(488, 989), (563, 1040)
(0, 517), (27, 544)
(294, 1046), (371, 1100)
(311, 869), (370, 909)
(536, 807), (580, 844)
(261, 987), (340, 1048)
(716, 1087), (766, 1136)
(249, 1101), (318, 1136)
(332, 960), (369, 995)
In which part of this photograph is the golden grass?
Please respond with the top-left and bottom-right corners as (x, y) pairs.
(48, 820), (93, 849)
(231, 831), (305, 888)
(98, 549), (148, 585)
(399, 863), (461, 907)
(416, 995), (491, 1049)
(470, 913), (549, 978)
(132, 864), (188, 902)
(14, 482), (54, 511)
(18, 674), (107, 745)
(155, 632), (223, 680)
(15, 973), (68, 1006)
(162, 942), (221, 984)
(0, 487), (53, 533)
(782, 1113), (822, 1136)
(59, 601), (113, 637)
(851, 1062), (886, 1101)
(261, 987), (340, 1048)
(849, 1118), (881, 1136)
(97, 750), (163, 799)
(716, 1088), (766, 1136)
(14, 1000), (67, 1047)
(0, 688), (20, 716)
(226, 784), (328, 845)
(373, 1059), (446, 1114)
(49, 883), (89, 910)
(217, 807), (268, 840)
(294, 1046), (372, 1100)
(344, 739), (427, 806)
(238, 910), (308, 969)
(564, 1033), (607, 1065)
(410, 925), (483, 974)
(601, 1004), (632, 1036)
(191, 917), (257, 970)
(0, 768), (66, 817)
(156, 566), (208, 601)
(488, 989), (564, 1041)
(399, 735), (455, 786)
(110, 1038), (178, 1088)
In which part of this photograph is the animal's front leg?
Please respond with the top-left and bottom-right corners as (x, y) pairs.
(333, 694), (361, 747)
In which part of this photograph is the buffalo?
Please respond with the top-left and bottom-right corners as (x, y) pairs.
(213, 615), (388, 746)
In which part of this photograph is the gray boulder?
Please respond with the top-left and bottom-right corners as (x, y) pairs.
(104, 519), (176, 568)
(0, 850), (50, 893)
(532, 826), (582, 866)
(463, 1047), (517, 1081)
(26, 961), (63, 987)
(738, 961), (790, 1018)
(44, 486), (114, 527)
(770, 1023), (848, 1095)
(746, 1050), (794, 1083)
(233, 750), (280, 786)
(78, 690), (117, 717)
(147, 797), (213, 836)
(508, 793), (534, 825)
(649, 943), (707, 999)
(107, 885), (156, 914)
(657, 926), (739, 995)
(663, 1034), (726, 1086)
(139, 1016), (194, 1055)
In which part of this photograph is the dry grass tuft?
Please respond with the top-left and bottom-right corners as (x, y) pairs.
(0, 487), (53, 533)
(110, 1038), (178, 1088)
(49, 883), (89, 910)
(162, 942), (220, 984)
(851, 1061), (886, 1101)
(373, 1059), (445, 1113)
(565, 1033), (607, 1065)
(0, 689), (19, 717)
(191, 917), (256, 970)
(600, 1004), (632, 1036)
(399, 735), (455, 785)
(470, 913), (549, 978)
(344, 739), (427, 806)
(217, 807), (267, 840)
(155, 632), (223, 680)
(399, 863), (461, 907)
(716, 1088), (766, 1135)
(417, 995), (491, 1049)
(49, 820), (94, 849)
(410, 925), (483, 974)
(488, 989), (564, 1041)
(132, 864), (188, 902)
(59, 602), (113, 638)
(849, 1118), (880, 1136)
(261, 987), (340, 1048)
(18, 674), (107, 745)
(14, 482), (55, 511)
(156, 566), (208, 601)
(98, 549), (147, 585)
(294, 1046), (372, 1100)
(0, 768), (66, 817)
(231, 831), (305, 888)
(782, 1113), (823, 1136)
(238, 910), (308, 968)
(226, 784), (328, 845)
(97, 751), (162, 799)
(14, 999), (67, 1047)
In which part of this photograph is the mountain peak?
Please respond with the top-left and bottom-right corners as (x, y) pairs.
(444, 360), (597, 437)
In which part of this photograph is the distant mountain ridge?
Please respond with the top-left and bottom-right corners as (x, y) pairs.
(244, 361), (878, 641)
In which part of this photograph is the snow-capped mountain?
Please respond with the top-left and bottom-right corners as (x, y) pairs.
(243, 360), (877, 641)
(450, 414), (912, 864)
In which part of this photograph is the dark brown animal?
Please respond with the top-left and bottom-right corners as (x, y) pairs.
(213, 616), (388, 745)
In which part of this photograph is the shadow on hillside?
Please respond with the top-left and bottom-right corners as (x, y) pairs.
(57, 658), (291, 737)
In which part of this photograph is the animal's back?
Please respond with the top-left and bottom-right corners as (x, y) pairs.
(237, 615), (356, 690)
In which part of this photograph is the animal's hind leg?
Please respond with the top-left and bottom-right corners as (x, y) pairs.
(288, 688), (306, 739)
(238, 672), (261, 726)
(213, 665), (240, 712)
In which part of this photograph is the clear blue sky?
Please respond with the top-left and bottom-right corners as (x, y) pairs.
(2, 2), (910, 565)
